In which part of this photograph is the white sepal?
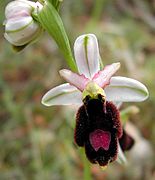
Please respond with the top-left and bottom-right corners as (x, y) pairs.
(74, 34), (100, 79)
(4, 20), (42, 46)
(105, 76), (149, 102)
(5, 0), (33, 19)
(42, 83), (82, 106)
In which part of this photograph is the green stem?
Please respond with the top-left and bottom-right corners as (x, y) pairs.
(80, 148), (92, 180)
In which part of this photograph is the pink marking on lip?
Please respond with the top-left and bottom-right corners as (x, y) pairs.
(89, 129), (111, 151)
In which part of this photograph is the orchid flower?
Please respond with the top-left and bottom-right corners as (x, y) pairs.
(4, 0), (43, 50)
(42, 34), (149, 167)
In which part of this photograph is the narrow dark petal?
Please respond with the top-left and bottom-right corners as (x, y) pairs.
(119, 130), (135, 151)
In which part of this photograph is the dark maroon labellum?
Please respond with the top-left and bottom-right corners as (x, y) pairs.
(74, 96), (135, 167)
(74, 96), (122, 166)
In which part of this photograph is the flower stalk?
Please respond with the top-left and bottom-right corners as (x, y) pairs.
(80, 148), (92, 180)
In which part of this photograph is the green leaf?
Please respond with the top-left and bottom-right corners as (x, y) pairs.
(37, 1), (77, 71)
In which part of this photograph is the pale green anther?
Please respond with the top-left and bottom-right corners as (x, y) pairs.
(82, 81), (106, 100)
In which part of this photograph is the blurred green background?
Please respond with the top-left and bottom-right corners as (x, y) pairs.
(0, 0), (155, 179)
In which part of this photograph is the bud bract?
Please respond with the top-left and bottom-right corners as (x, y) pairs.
(4, 0), (43, 47)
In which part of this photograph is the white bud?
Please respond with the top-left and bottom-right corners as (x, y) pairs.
(4, 0), (43, 47)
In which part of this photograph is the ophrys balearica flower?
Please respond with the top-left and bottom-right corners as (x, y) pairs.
(42, 34), (149, 167)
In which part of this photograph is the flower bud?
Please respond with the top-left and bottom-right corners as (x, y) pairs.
(4, 0), (43, 48)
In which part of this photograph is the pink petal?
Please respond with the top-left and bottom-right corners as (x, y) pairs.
(59, 69), (89, 91)
(93, 62), (120, 88)
(74, 34), (100, 79)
